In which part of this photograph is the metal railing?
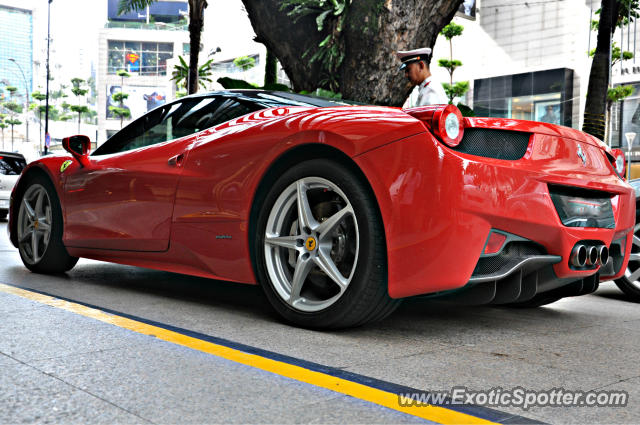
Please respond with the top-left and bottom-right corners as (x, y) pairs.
(105, 21), (188, 31)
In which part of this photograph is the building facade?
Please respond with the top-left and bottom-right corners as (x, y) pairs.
(430, 0), (640, 158)
(97, 0), (189, 144)
(430, 0), (593, 133)
(0, 4), (33, 102)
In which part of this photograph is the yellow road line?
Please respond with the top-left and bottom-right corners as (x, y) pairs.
(0, 283), (498, 425)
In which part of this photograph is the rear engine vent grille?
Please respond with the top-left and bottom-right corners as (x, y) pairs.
(454, 128), (531, 160)
(472, 242), (545, 276)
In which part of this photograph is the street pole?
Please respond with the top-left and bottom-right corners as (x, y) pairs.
(625, 132), (636, 180)
(8, 59), (29, 150)
(44, 0), (52, 155)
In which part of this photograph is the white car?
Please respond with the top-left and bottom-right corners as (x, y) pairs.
(0, 152), (26, 220)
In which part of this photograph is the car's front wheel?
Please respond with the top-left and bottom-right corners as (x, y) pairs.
(255, 159), (400, 329)
(17, 175), (78, 273)
(614, 222), (640, 302)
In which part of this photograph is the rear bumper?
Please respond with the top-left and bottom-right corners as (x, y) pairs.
(355, 132), (635, 299)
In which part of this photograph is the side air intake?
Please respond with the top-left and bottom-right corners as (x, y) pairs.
(453, 128), (531, 160)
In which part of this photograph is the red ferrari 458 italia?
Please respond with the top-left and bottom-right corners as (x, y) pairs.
(7, 90), (636, 328)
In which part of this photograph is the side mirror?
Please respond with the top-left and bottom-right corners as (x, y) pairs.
(62, 135), (91, 167)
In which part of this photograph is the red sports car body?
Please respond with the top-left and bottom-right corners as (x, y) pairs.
(8, 91), (635, 328)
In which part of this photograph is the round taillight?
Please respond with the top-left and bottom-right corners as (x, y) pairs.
(611, 148), (626, 179)
(431, 104), (464, 147)
(403, 104), (465, 147)
(615, 155), (625, 175)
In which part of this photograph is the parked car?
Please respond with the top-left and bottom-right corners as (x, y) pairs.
(6, 90), (636, 328)
(0, 152), (27, 220)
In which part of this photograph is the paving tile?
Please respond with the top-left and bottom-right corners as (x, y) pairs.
(0, 362), (147, 424)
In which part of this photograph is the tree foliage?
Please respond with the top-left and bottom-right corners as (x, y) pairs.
(3, 102), (22, 114)
(109, 106), (131, 121)
(583, 0), (639, 140)
(171, 55), (213, 90)
(69, 78), (93, 132)
(438, 22), (469, 105)
(112, 92), (129, 104)
(116, 69), (131, 78)
(440, 22), (464, 40)
(588, 42), (633, 65)
(233, 56), (256, 71)
(279, 0), (351, 92)
(32, 91), (46, 102)
(608, 84), (634, 103)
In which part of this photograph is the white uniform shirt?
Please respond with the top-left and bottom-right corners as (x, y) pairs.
(405, 76), (448, 107)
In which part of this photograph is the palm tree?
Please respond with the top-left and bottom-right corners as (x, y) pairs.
(118, 0), (208, 94)
(171, 55), (213, 91)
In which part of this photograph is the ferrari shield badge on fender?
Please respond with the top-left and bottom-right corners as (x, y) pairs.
(60, 160), (73, 173)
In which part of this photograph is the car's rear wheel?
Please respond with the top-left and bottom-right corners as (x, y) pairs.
(17, 175), (78, 273)
(255, 159), (400, 329)
(614, 222), (640, 302)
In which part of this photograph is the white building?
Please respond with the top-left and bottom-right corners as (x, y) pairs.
(430, 0), (640, 152)
(96, 0), (189, 144)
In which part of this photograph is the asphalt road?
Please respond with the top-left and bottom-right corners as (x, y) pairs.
(1, 220), (639, 424)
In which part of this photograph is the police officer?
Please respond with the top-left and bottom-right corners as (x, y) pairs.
(397, 48), (448, 106)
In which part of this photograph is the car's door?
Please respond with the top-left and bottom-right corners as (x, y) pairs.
(63, 98), (211, 251)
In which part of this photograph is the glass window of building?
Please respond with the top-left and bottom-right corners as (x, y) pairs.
(611, 84), (640, 155)
(108, 40), (174, 75)
(0, 6), (33, 99)
(473, 68), (574, 127)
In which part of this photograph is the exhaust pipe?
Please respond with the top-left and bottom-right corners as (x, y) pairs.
(598, 245), (609, 266)
(571, 244), (587, 267)
(586, 246), (598, 266)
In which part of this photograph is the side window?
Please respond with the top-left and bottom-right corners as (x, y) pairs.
(94, 101), (189, 155)
(194, 98), (255, 129)
(93, 97), (258, 156)
(93, 107), (165, 155)
(171, 97), (256, 135)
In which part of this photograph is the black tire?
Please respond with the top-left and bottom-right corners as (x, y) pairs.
(255, 159), (400, 329)
(16, 174), (78, 274)
(614, 278), (640, 301)
(0, 211), (7, 221)
(614, 222), (640, 302)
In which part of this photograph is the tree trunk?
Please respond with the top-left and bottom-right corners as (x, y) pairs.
(188, 0), (206, 95)
(243, 0), (461, 106)
(583, 0), (620, 141)
(265, 49), (278, 86)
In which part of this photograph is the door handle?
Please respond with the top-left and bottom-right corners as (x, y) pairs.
(168, 153), (185, 167)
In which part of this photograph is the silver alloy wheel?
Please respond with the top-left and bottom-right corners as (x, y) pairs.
(624, 222), (640, 287)
(17, 184), (53, 265)
(263, 177), (359, 312)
